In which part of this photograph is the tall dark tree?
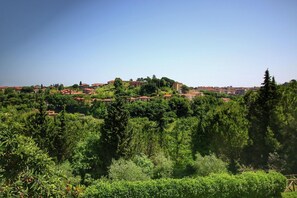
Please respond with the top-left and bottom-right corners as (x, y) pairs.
(30, 94), (48, 149)
(114, 77), (125, 96)
(243, 69), (280, 169)
(99, 78), (131, 175)
(52, 106), (67, 162)
(192, 109), (213, 156)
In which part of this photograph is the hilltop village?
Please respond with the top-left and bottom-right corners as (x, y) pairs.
(0, 77), (257, 103)
(0, 76), (259, 117)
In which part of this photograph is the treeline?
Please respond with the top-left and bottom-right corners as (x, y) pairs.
(0, 70), (296, 197)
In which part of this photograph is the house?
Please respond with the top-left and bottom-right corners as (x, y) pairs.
(107, 80), (115, 85)
(47, 110), (57, 116)
(180, 93), (197, 100)
(172, 82), (183, 93)
(61, 89), (83, 95)
(92, 83), (104, 88)
(83, 88), (94, 95)
(80, 83), (89, 88)
(138, 96), (151, 102)
(128, 97), (137, 102)
(61, 89), (72, 95)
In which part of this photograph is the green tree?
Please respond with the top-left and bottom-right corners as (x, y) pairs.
(168, 96), (192, 117)
(181, 85), (190, 94)
(127, 118), (159, 157)
(114, 77), (125, 96)
(99, 78), (131, 175)
(25, 95), (49, 149)
(52, 107), (67, 162)
(72, 84), (79, 89)
(4, 87), (14, 95)
(140, 83), (158, 96)
(192, 109), (214, 157)
(168, 117), (196, 166)
(90, 100), (107, 119)
(21, 86), (34, 93)
(209, 101), (249, 172)
(274, 80), (297, 173)
(244, 69), (280, 169)
(191, 95), (222, 117)
(147, 99), (174, 147)
(0, 128), (67, 197)
(72, 132), (102, 182)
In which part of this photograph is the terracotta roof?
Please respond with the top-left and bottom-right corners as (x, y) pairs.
(92, 83), (104, 87)
(75, 97), (85, 101)
(47, 110), (57, 116)
(222, 98), (231, 102)
(14, 87), (22, 90)
(138, 96), (150, 99)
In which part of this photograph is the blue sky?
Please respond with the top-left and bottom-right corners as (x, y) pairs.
(0, 0), (296, 87)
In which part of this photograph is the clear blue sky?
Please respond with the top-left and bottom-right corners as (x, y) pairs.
(0, 0), (296, 87)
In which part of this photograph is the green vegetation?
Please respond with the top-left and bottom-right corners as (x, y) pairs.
(282, 192), (297, 198)
(0, 72), (296, 197)
(83, 171), (286, 198)
(192, 153), (228, 177)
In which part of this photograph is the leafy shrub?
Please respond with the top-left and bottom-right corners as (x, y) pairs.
(133, 154), (154, 177)
(192, 153), (228, 177)
(108, 158), (150, 181)
(83, 171), (286, 198)
(0, 130), (69, 197)
(152, 152), (174, 179)
(282, 192), (297, 198)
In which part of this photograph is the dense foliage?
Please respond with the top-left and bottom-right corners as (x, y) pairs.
(83, 171), (286, 198)
(0, 72), (296, 196)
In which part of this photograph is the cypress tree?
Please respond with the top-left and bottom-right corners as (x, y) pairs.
(99, 78), (131, 174)
(54, 106), (67, 162)
(244, 69), (280, 169)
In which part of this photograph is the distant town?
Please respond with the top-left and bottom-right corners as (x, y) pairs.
(0, 79), (259, 96)
(0, 79), (258, 99)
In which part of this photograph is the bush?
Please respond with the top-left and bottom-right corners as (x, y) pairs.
(83, 171), (286, 198)
(133, 154), (154, 177)
(282, 192), (297, 198)
(192, 153), (228, 177)
(152, 152), (174, 179)
(0, 131), (70, 197)
(108, 158), (150, 181)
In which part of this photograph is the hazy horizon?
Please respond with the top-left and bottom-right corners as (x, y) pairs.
(1, 0), (296, 87)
